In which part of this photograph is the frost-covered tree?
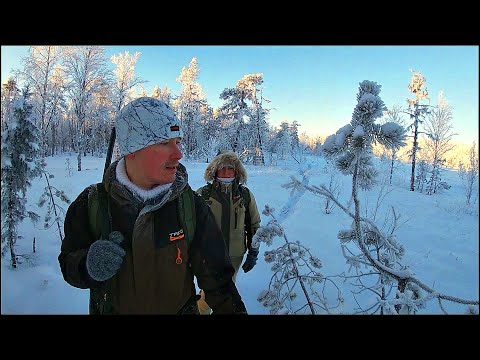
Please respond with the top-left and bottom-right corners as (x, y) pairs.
(173, 57), (206, 158)
(110, 51), (145, 115)
(217, 86), (250, 153)
(279, 80), (479, 314)
(137, 86), (148, 97)
(322, 80), (413, 313)
(88, 81), (112, 156)
(424, 91), (456, 195)
(151, 85), (172, 105)
(460, 141), (479, 205)
(16, 46), (64, 157)
(312, 135), (324, 156)
(237, 74), (270, 165)
(1, 77), (20, 131)
(37, 170), (70, 242)
(290, 120), (300, 155)
(323, 161), (341, 214)
(274, 121), (291, 160)
(110, 51), (146, 160)
(62, 46), (110, 171)
(47, 64), (68, 156)
(403, 70), (432, 191)
(381, 104), (406, 184)
(1, 88), (43, 268)
(415, 160), (429, 193)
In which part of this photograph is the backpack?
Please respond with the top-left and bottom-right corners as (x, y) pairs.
(86, 182), (197, 314)
(199, 182), (253, 248)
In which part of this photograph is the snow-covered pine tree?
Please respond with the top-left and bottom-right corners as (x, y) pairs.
(197, 105), (220, 162)
(404, 70), (432, 191)
(273, 81), (478, 313)
(1, 87), (44, 268)
(415, 160), (429, 193)
(217, 86), (250, 154)
(322, 80), (410, 313)
(275, 121), (291, 160)
(290, 120), (300, 159)
(1, 77), (21, 132)
(173, 57), (206, 159)
(237, 74), (270, 165)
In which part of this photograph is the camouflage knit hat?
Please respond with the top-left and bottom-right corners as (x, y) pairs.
(115, 97), (183, 157)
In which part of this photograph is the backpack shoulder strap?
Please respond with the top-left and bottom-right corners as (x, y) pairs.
(179, 185), (196, 244)
(239, 185), (253, 249)
(87, 182), (114, 315)
(200, 183), (213, 203)
(239, 184), (251, 209)
(87, 182), (111, 240)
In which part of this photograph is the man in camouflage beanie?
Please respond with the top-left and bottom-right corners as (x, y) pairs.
(59, 97), (247, 315)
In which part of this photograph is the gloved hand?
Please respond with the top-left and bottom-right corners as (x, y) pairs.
(86, 231), (126, 282)
(242, 247), (259, 273)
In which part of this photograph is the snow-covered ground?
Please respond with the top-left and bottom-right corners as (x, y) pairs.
(1, 153), (478, 314)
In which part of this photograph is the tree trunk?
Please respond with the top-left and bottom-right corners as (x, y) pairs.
(410, 114), (419, 191)
(51, 121), (56, 156)
(7, 186), (17, 268)
(389, 150), (395, 185)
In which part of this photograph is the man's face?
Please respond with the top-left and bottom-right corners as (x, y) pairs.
(217, 166), (236, 179)
(131, 137), (182, 187)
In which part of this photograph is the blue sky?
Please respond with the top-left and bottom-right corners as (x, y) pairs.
(2, 45), (478, 144)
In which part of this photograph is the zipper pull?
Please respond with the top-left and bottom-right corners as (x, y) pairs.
(176, 245), (183, 265)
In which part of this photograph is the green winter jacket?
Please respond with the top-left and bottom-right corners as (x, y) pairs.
(58, 161), (246, 315)
(196, 180), (261, 257)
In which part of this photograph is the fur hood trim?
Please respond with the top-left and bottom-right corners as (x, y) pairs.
(204, 151), (247, 184)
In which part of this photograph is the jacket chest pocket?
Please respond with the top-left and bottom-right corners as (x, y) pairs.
(233, 201), (246, 230)
(153, 201), (188, 265)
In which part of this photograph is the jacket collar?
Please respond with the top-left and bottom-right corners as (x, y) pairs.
(104, 160), (188, 214)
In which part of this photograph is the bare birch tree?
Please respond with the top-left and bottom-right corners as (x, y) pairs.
(423, 91), (456, 195)
(62, 46), (110, 171)
(16, 46), (64, 157)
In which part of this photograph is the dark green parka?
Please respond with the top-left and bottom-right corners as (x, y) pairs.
(58, 161), (246, 314)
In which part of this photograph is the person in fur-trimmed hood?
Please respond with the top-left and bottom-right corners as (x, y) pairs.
(196, 151), (261, 314)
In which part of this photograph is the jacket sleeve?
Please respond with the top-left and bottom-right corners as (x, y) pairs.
(58, 186), (105, 290)
(248, 189), (262, 238)
(189, 192), (247, 314)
